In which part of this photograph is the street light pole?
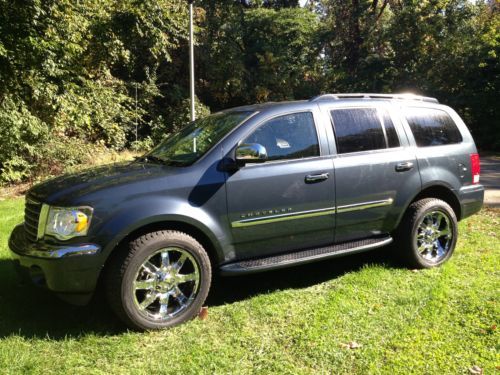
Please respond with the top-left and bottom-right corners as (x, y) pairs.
(188, 0), (196, 122)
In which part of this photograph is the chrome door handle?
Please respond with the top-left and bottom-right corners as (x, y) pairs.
(395, 162), (414, 172)
(305, 173), (329, 183)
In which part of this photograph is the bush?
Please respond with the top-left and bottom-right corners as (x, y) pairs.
(0, 97), (49, 184)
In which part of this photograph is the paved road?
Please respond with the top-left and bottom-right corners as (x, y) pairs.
(481, 155), (500, 207)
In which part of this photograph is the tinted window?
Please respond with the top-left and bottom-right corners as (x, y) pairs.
(405, 108), (462, 147)
(244, 112), (319, 161)
(381, 109), (400, 148)
(331, 108), (386, 154)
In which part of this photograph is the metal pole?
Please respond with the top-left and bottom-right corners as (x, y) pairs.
(189, 0), (196, 122)
(135, 83), (138, 142)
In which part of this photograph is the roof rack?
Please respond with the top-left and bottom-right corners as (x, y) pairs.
(309, 93), (439, 103)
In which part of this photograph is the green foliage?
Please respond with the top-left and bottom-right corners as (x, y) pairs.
(0, 0), (498, 185)
(151, 97), (210, 143)
(0, 97), (49, 183)
(198, 6), (322, 107)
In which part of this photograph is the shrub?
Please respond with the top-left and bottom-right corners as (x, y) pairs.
(0, 97), (49, 184)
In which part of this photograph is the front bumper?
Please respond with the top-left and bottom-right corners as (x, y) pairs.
(8, 224), (103, 305)
(458, 184), (484, 220)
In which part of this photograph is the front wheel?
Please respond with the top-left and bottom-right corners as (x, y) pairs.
(106, 230), (212, 330)
(394, 198), (458, 269)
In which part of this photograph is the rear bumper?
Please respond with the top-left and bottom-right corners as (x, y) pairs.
(8, 224), (103, 305)
(458, 185), (484, 220)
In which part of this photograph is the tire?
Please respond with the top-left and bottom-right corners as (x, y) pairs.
(394, 198), (458, 269)
(105, 230), (211, 331)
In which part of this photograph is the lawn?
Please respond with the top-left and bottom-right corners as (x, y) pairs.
(0, 197), (498, 374)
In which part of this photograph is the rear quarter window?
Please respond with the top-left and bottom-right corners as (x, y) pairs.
(405, 107), (462, 147)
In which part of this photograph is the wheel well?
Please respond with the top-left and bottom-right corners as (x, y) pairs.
(411, 185), (461, 220)
(104, 221), (221, 271)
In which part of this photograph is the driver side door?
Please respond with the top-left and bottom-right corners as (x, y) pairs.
(225, 111), (335, 260)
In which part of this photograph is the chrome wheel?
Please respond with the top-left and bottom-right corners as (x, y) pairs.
(132, 247), (200, 321)
(415, 210), (453, 263)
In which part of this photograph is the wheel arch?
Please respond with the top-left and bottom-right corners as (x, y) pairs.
(394, 183), (462, 232)
(97, 217), (226, 288)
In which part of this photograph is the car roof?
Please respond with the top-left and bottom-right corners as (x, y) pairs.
(222, 93), (442, 115)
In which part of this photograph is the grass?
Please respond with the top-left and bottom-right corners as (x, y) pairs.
(0, 197), (498, 374)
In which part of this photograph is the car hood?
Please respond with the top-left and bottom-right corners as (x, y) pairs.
(28, 161), (176, 205)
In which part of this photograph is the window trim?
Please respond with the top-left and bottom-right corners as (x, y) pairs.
(237, 110), (323, 166)
(328, 106), (402, 155)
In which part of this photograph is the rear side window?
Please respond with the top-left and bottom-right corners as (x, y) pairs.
(244, 112), (320, 161)
(330, 108), (400, 154)
(405, 107), (462, 147)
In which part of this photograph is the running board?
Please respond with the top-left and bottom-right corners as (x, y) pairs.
(219, 236), (393, 275)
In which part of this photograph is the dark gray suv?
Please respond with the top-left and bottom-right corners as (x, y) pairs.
(9, 93), (484, 330)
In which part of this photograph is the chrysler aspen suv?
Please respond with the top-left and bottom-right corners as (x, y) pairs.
(9, 93), (484, 330)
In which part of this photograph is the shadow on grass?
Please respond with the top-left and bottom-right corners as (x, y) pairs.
(0, 246), (396, 340)
(207, 246), (396, 306)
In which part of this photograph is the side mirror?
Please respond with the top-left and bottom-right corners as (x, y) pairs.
(235, 143), (268, 165)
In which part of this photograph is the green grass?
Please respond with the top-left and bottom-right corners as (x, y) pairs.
(0, 197), (498, 374)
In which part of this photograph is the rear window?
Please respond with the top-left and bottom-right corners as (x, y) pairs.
(330, 108), (400, 154)
(405, 107), (462, 147)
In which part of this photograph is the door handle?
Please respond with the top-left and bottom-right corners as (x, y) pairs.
(395, 162), (414, 172)
(305, 173), (329, 183)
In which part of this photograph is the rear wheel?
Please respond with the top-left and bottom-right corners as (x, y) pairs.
(394, 198), (458, 269)
(106, 230), (211, 330)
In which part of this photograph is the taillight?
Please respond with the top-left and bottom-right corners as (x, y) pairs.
(470, 153), (480, 184)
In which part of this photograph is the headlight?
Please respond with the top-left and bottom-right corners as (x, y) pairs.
(44, 206), (93, 241)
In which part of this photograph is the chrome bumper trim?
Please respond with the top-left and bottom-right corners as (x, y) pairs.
(9, 224), (101, 259)
(24, 244), (101, 259)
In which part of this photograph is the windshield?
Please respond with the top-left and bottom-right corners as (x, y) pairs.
(146, 111), (254, 166)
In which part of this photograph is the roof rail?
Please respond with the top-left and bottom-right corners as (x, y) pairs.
(309, 93), (439, 103)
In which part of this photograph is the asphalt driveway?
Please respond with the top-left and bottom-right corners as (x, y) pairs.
(481, 155), (500, 207)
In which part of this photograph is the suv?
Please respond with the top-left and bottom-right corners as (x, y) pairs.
(9, 93), (484, 330)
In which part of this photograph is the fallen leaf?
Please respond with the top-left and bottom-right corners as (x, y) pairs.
(198, 306), (208, 320)
(469, 365), (482, 374)
(340, 341), (362, 349)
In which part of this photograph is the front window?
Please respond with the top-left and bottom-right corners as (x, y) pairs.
(147, 111), (253, 166)
(243, 112), (320, 162)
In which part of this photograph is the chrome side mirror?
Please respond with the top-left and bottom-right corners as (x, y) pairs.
(235, 143), (268, 165)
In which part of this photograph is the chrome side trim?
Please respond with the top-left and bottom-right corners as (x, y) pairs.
(337, 198), (393, 213)
(232, 207), (336, 228)
(231, 198), (394, 227)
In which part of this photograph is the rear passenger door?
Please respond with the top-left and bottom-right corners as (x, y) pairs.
(319, 103), (421, 243)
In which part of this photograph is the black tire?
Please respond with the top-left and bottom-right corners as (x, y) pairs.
(105, 230), (211, 331)
(394, 198), (458, 269)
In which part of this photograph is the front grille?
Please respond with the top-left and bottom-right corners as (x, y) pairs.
(24, 196), (42, 242)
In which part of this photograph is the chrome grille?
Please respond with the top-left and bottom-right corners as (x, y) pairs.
(24, 197), (42, 242)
